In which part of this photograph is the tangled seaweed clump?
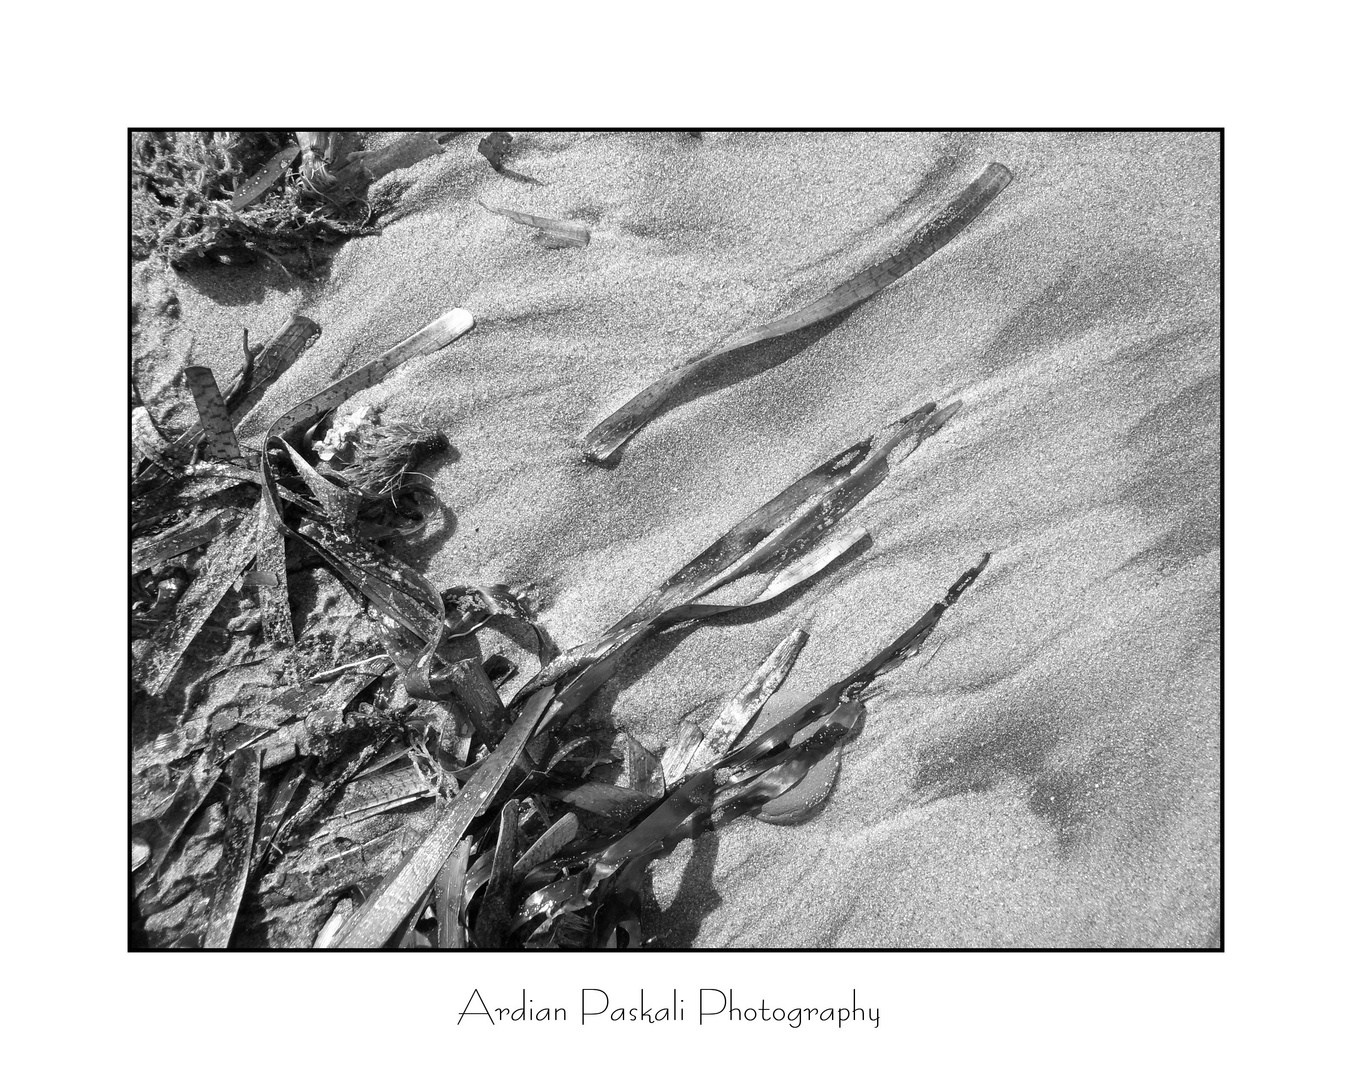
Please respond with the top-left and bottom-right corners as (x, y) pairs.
(131, 146), (1011, 948)
(131, 130), (447, 275)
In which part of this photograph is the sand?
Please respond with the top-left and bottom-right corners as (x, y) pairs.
(132, 130), (1219, 948)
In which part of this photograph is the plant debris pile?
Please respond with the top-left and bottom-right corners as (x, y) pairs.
(131, 147), (1011, 948)
(131, 130), (450, 274)
(131, 311), (987, 948)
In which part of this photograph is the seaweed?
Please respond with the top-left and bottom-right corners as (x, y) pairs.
(582, 163), (1012, 462)
(479, 200), (591, 248)
(132, 131), (380, 274)
(203, 749), (261, 948)
(132, 143), (1004, 949)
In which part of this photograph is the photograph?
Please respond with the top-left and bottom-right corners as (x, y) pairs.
(129, 129), (1220, 950)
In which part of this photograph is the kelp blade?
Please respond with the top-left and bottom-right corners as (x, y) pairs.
(479, 201), (590, 247)
(183, 365), (243, 463)
(326, 689), (551, 948)
(581, 163), (1010, 463)
(685, 626), (808, 777)
(229, 143), (299, 210)
(227, 314), (322, 429)
(203, 749), (261, 948)
(136, 515), (258, 694)
(254, 307), (474, 658)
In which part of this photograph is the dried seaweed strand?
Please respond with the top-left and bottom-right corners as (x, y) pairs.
(582, 163), (1011, 462)
(203, 749), (261, 947)
(679, 625), (808, 780)
(478, 200), (590, 247)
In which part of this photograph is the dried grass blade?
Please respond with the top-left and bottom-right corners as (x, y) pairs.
(183, 366), (243, 463)
(479, 200), (590, 247)
(203, 749), (261, 948)
(266, 308), (474, 447)
(136, 515), (258, 695)
(582, 163), (1010, 462)
(326, 688), (552, 949)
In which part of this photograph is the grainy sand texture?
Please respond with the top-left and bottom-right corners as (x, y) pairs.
(133, 131), (1220, 948)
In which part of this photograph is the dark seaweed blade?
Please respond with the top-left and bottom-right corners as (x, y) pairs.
(228, 315), (322, 427)
(563, 557), (991, 897)
(434, 838), (472, 949)
(267, 735), (393, 854)
(589, 770), (717, 882)
(609, 433), (883, 631)
(132, 507), (242, 574)
(134, 515), (258, 695)
(513, 813), (579, 877)
(252, 762), (307, 868)
(295, 518), (452, 699)
(509, 404), (949, 724)
(254, 509), (294, 647)
(163, 315), (321, 464)
(712, 704), (864, 820)
(203, 749), (261, 948)
(183, 366), (243, 463)
(477, 131), (512, 171)
(472, 800), (520, 948)
(720, 553), (991, 777)
(280, 442), (361, 525)
(229, 143), (299, 210)
(680, 626), (808, 779)
(255, 308), (473, 660)
(581, 163), (1011, 463)
(547, 781), (658, 821)
(326, 688), (552, 949)
(621, 401), (944, 630)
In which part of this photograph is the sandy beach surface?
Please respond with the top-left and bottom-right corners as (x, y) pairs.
(132, 130), (1219, 948)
